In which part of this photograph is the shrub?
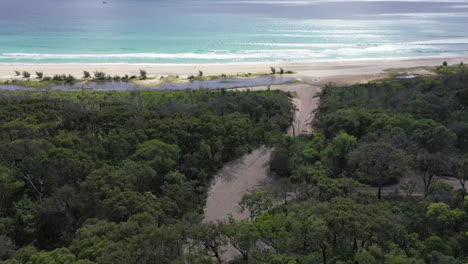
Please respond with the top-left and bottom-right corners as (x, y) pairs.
(43, 76), (52, 81)
(22, 71), (31, 78)
(35, 72), (44, 79)
(442, 61), (448, 66)
(130, 75), (137, 79)
(14, 71), (21, 76)
(122, 75), (129, 80)
(460, 62), (464, 68)
(270, 66), (276, 74)
(279, 68), (284, 74)
(93, 71), (106, 80)
(113, 75), (121, 80)
(187, 75), (194, 80)
(83, 71), (91, 78)
(198, 70), (203, 77)
(139, 69), (147, 79)
(65, 74), (75, 83)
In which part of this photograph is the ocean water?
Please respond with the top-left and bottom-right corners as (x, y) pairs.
(0, 0), (467, 64)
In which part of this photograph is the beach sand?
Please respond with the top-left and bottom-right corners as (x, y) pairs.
(1, 57), (467, 84)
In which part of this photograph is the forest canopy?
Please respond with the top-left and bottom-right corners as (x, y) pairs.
(0, 88), (293, 263)
(0, 67), (467, 264)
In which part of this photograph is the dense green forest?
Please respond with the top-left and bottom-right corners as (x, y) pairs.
(265, 67), (468, 263)
(0, 67), (467, 264)
(0, 88), (293, 263)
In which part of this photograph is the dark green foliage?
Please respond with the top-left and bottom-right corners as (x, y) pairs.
(139, 69), (147, 79)
(93, 71), (106, 80)
(0, 88), (292, 262)
(21, 71), (30, 78)
(265, 68), (468, 264)
(270, 66), (276, 74)
(35, 72), (43, 79)
(83, 71), (91, 78)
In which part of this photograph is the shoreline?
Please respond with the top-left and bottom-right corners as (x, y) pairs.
(1, 56), (467, 84)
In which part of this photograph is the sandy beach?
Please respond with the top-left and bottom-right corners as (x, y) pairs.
(1, 56), (467, 84)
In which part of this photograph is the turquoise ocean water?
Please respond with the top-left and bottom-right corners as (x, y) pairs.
(0, 0), (467, 64)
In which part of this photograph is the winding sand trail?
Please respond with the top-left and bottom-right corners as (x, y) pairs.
(203, 82), (320, 261)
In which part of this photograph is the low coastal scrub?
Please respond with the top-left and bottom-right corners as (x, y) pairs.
(21, 71), (31, 78)
(93, 71), (106, 80)
(139, 69), (147, 79)
(2, 68), (295, 89)
(35, 71), (43, 79)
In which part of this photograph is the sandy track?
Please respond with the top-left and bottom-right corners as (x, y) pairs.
(203, 147), (274, 223)
(203, 83), (321, 223)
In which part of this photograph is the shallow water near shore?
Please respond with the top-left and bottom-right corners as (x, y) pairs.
(1, 0), (467, 64)
(0, 75), (296, 91)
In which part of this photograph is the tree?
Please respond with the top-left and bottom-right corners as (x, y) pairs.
(0, 166), (24, 216)
(139, 69), (147, 79)
(447, 156), (468, 194)
(93, 71), (105, 80)
(270, 67), (276, 74)
(321, 132), (357, 173)
(198, 70), (203, 77)
(225, 218), (260, 263)
(413, 150), (446, 198)
(425, 203), (466, 234)
(412, 123), (457, 153)
(0, 235), (16, 260)
(348, 142), (407, 200)
(22, 71), (30, 78)
(239, 189), (273, 220)
(130, 139), (180, 176)
(35, 72), (43, 79)
(400, 180), (417, 197)
(83, 71), (91, 78)
(188, 223), (227, 263)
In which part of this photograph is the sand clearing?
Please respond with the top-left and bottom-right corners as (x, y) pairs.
(203, 82), (321, 223)
(203, 82), (320, 261)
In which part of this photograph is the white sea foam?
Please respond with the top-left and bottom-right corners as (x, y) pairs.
(1, 40), (466, 62)
(409, 38), (468, 45)
(248, 33), (385, 38)
(238, 43), (356, 47)
(273, 29), (395, 34)
(1, 50), (319, 60)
